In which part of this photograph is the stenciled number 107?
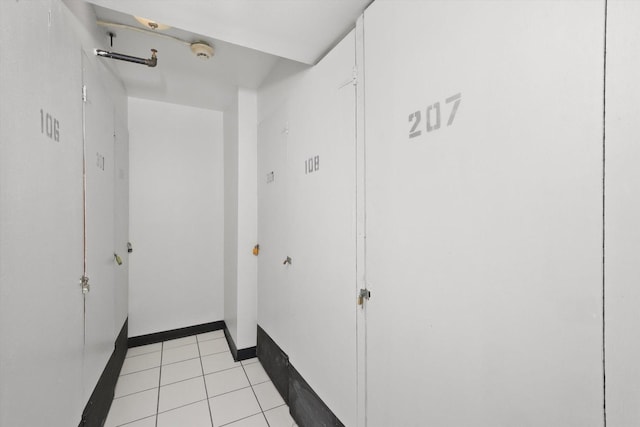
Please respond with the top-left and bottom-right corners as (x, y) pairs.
(408, 92), (462, 139)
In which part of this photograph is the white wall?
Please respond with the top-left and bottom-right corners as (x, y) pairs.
(363, 1), (604, 426)
(605, 2), (640, 425)
(0, 0), (128, 425)
(224, 88), (259, 351)
(236, 88), (259, 349)
(257, 31), (358, 426)
(128, 98), (224, 337)
(224, 94), (240, 346)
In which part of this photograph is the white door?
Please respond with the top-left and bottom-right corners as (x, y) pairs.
(82, 53), (116, 403)
(113, 112), (129, 328)
(285, 32), (358, 426)
(604, 1), (640, 425)
(0, 1), (85, 425)
(257, 103), (292, 352)
(257, 30), (358, 426)
(363, 1), (605, 426)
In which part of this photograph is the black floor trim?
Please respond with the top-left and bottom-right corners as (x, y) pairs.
(79, 319), (128, 427)
(224, 325), (257, 362)
(289, 364), (345, 427)
(257, 325), (344, 427)
(257, 325), (289, 402)
(127, 320), (225, 348)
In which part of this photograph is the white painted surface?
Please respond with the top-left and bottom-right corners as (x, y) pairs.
(354, 15), (367, 427)
(257, 100), (292, 354)
(86, 0), (371, 65)
(363, 1), (604, 426)
(285, 31), (357, 427)
(1, 0), (128, 424)
(224, 88), (259, 351)
(82, 52), (117, 403)
(0, 2), (84, 424)
(224, 95), (240, 347)
(605, 2), (640, 425)
(236, 88), (259, 350)
(90, 4), (280, 112)
(257, 31), (357, 427)
(128, 98), (224, 337)
(114, 105), (130, 329)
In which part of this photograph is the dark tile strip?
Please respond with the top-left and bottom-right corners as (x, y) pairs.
(256, 325), (289, 403)
(79, 319), (128, 427)
(224, 325), (257, 362)
(256, 325), (345, 427)
(128, 321), (226, 348)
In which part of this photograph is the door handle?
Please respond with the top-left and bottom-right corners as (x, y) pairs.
(283, 256), (292, 265)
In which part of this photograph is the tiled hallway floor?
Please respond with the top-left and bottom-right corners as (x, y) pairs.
(105, 330), (297, 427)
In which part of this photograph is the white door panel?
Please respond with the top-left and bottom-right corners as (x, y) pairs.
(0, 1), (85, 425)
(364, 1), (604, 426)
(114, 113), (129, 328)
(257, 104), (292, 352)
(257, 31), (358, 426)
(605, 1), (640, 425)
(82, 53), (116, 403)
(286, 31), (357, 427)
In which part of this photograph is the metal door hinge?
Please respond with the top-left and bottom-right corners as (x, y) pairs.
(82, 85), (87, 102)
(358, 288), (370, 306)
(80, 275), (90, 294)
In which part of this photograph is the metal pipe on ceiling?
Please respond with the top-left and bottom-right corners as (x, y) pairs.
(94, 48), (158, 67)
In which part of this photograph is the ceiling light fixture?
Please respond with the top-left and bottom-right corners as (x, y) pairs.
(134, 16), (170, 31)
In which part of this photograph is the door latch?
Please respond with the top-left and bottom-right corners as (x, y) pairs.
(283, 256), (292, 266)
(80, 275), (90, 294)
(358, 288), (371, 306)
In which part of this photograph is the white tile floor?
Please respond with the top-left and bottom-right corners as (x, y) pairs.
(105, 330), (297, 427)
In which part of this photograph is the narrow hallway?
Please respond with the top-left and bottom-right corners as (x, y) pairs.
(105, 331), (296, 427)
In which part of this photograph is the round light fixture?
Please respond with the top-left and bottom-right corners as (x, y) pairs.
(134, 16), (170, 31)
(190, 42), (214, 60)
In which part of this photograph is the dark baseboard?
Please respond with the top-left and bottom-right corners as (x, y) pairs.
(257, 325), (289, 402)
(128, 320), (225, 348)
(289, 364), (345, 427)
(224, 324), (257, 362)
(79, 319), (128, 427)
(257, 325), (344, 427)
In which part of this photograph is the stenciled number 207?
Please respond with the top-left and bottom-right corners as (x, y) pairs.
(408, 92), (462, 139)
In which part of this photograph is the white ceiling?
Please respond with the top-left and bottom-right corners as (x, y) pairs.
(86, 0), (372, 111)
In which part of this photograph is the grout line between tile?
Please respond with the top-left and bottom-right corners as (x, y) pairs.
(161, 339), (199, 351)
(125, 350), (162, 361)
(203, 364), (243, 378)
(111, 337), (292, 427)
(196, 337), (215, 427)
(118, 414), (156, 427)
(125, 348), (161, 359)
(217, 411), (264, 427)
(197, 334), (226, 343)
(207, 384), (253, 399)
(160, 355), (201, 367)
(155, 342), (163, 427)
(161, 373), (204, 388)
(114, 385), (159, 400)
(241, 362), (271, 427)
(200, 350), (232, 358)
(155, 397), (209, 416)
(119, 365), (160, 378)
